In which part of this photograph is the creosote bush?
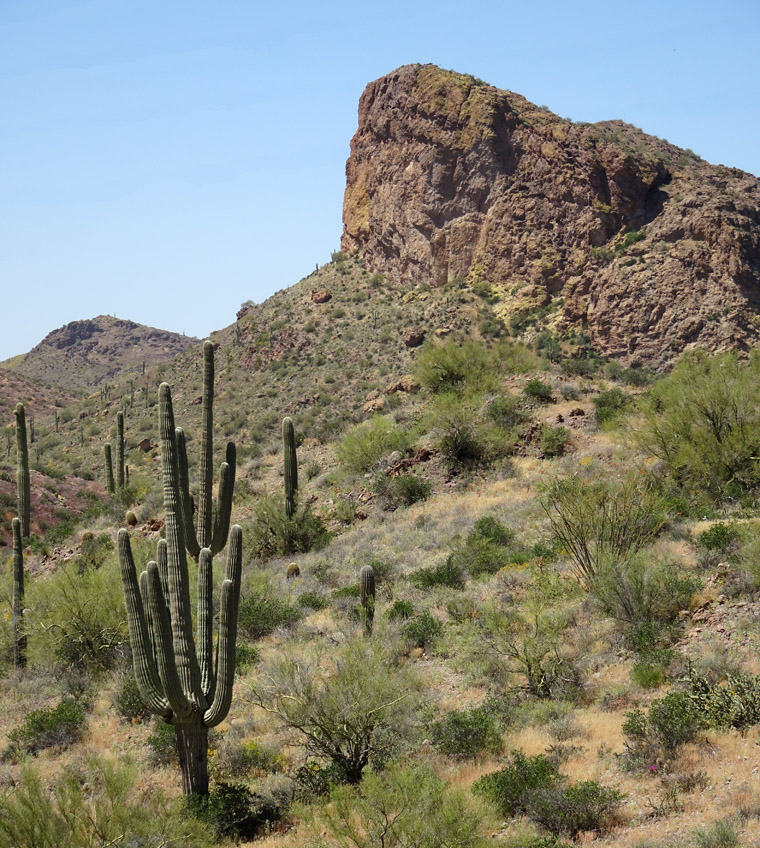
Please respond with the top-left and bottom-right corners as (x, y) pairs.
(431, 705), (502, 757)
(336, 415), (413, 474)
(6, 698), (87, 758)
(248, 494), (330, 559)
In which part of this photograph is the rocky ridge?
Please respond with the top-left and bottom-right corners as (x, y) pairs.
(342, 64), (760, 368)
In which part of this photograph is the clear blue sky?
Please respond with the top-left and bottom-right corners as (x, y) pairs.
(2, 0), (758, 361)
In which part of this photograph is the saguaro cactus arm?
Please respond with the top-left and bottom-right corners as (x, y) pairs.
(210, 443), (236, 555)
(197, 548), (214, 699)
(204, 524), (242, 727)
(176, 428), (201, 560)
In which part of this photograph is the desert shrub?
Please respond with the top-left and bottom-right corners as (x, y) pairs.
(6, 699), (86, 758)
(238, 575), (302, 639)
(631, 649), (674, 689)
(542, 472), (666, 583)
(591, 553), (700, 629)
(249, 636), (424, 784)
(622, 692), (706, 764)
(415, 338), (496, 395)
(211, 737), (283, 780)
(475, 752), (622, 838)
(638, 350), (760, 500)
(388, 473), (432, 506)
(449, 516), (530, 578)
(697, 522), (740, 553)
(473, 751), (561, 817)
(592, 388), (630, 424)
(387, 599), (414, 621)
(486, 393), (526, 430)
(540, 425), (570, 458)
(295, 759), (348, 797)
(431, 705), (502, 757)
(306, 760), (494, 848)
(185, 780), (283, 840)
(402, 611), (443, 649)
(248, 495), (330, 559)
(523, 379), (553, 403)
(336, 415), (413, 473)
(411, 556), (465, 590)
(112, 671), (152, 722)
(235, 642), (260, 673)
(77, 532), (114, 571)
(692, 818), (740, 848)
(146, 719), (178, 765)
(527, 781), (624, 838)
(298, 591), (330, 611)
(0, 758), (215, 848)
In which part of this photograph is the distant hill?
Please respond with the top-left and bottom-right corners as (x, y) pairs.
(1, 315), (198, 390)
(343, 64), (760, 369)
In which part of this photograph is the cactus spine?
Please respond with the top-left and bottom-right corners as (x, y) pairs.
(177, 340), (235, 559)
(115, 410), (125, 490)
(104, 444), (115, 495)
(360, 564), (376, 635)
(14, 404), (30, 540)
(118, 382), (242, 796)
(12, 518), (26, 670)
(283, 416), (298, 518)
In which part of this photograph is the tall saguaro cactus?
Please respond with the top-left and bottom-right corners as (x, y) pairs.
(283, 416), (298, 518)
(360, 564), (376, 636)
(104, 444), (115, 495)
(177, 340), (236, 559)
(115, 411), (125, 490)
(118, 382), (242, 796)
(14, 404), (30, 540)
(12, 518), (26, 670)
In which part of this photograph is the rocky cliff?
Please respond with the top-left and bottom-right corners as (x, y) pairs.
(342, 64), (760, 368)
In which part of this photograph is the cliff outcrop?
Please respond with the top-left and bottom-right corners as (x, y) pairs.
(342, 64), (760, 367)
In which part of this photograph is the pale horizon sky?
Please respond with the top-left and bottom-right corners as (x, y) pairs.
(2, 0), (758, 361)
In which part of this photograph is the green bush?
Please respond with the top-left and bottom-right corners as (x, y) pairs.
(112, 672), (152, 722)
(238, 577), (302, 640)
(697, 522), (740, 552)
(146, 719), (178, 765)
(449, 517), (530, 578)
(336, 415), (413, 473)
(6, 699), (86, 757)
(248, 495), (330, 559)
(389, 473), (433, 507)
(486, 393), (526, 430)
(688, 667), (760, 730)
(298, 591), (330, 611)
(473, 751), (561, 817)
(415, 338), (496, 395)
(592, 388), (629, 424)
(387, 599), (415, 621)
(539, 425), (570, 458)
(523, 379), (553, 403)
(431, 706), (502, 757)
(403, 611), (443, 648)
(622, 692), (706, 763)
(528, 781), (624, 838)
(185, 781), (281, 840)
(638, 350), (760, 500)
(411, 557), (465, 590)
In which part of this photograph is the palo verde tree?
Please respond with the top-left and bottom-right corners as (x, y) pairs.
(176, 340), (235, 560)
(118, 382), (242, 796)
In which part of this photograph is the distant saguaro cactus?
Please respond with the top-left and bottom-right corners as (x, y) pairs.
(12, 518), (26, 670)
(116, 410), (125, 490)
(360, 564), (376, 636)
(177, 340), (236, 559)
(118, 382), (242, 796)
(283, 416), (298, 518)
(14, 403), (30, 540)
(104, 444), (115, 495)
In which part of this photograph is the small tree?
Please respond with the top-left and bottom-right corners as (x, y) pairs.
(248, 636), (422, 784)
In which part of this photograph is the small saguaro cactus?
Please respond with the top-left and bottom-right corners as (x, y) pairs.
(283, 416), (298, 518)
(12, 518), (26, 670)
(118, 382), (243, 796)
(104, 444), (115, 495)
(176, 340), (236, 560)
(360, 564), (376, 636)
(14, 403), (30, 540)
(115, 411), (125, 490)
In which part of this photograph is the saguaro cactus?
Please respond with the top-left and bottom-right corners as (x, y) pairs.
(177, 340), (236, 559)
(116, 411), (125, 490)
(104, 444), (115, 495)
(12, 518), (26, 670)
(360, 564), (376, 636)
(283, 416), (298, 518)
(14, 404), (30, 540)
(118, 382), (242, 796)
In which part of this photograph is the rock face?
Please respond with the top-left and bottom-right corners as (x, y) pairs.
(342, 64), (760, 368)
